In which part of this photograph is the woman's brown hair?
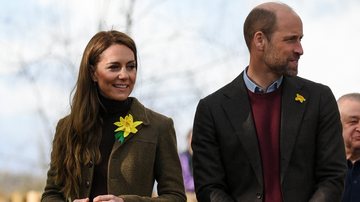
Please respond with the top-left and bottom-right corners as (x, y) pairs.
(50, 30), (137, 197)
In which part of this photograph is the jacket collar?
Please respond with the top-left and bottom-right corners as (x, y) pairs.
(128, 97), (150, 126)
(222, 72), (264, 186)
(279, 76), (308, 183)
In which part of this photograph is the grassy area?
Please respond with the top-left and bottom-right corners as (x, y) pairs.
(0, 171), (45, 200)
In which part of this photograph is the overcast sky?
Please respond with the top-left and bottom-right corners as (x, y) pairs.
(1, 0), (359, 176)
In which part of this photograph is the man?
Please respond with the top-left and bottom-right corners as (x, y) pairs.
(191, 2), (346, 202)
(337, 93), (360, 202)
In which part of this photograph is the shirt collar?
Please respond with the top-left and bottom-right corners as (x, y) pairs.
(243, 67), (283, 93)
(347, 159), (360, 168)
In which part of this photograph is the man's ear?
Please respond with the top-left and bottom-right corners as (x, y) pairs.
(253, 31), (266, 51)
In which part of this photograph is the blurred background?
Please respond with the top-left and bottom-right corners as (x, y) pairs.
(1, 0), (359, 201)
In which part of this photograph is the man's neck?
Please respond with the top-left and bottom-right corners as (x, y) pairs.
(247, 65), (281, 90)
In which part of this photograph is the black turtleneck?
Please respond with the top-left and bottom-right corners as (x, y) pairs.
(90, 94), (132, 201)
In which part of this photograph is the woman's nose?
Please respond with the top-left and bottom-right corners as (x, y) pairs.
(117, 67), (128, 79)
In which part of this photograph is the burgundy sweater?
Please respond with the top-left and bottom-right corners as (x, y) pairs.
(248, 88), (282, 202)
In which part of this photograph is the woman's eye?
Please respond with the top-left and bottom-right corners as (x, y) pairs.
(109, 65), (119, 70)
(127, 63), (136, 70)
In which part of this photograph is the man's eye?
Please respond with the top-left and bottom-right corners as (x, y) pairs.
(285, 38), (296, 42)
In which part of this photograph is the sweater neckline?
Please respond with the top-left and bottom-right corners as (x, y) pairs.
(99, 94), (132, 116)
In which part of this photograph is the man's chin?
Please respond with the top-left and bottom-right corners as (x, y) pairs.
(285, 72), (297, 77)
(284, 68), (298, 77)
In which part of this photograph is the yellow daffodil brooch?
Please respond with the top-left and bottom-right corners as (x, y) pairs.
(295, 93), (306, 103)
(114, 114), (143, 143)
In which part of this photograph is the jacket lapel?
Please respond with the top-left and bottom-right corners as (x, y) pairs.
(279, 77), (308, 183)
(111, 98), (150, 152)
(222, 73), (263, 186)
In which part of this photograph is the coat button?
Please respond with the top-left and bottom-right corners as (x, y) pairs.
(256, 193), (263, 199)
(85, 181), (90, 188)
(88, 160), (93, 168)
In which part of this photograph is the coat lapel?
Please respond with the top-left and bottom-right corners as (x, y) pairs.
(222, 73), (263, 186)
(111, 98), (150, 152)
(279, 77), (308, 183)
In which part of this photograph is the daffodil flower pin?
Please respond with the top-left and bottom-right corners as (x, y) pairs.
(114, 114), (143, 143)
(295, 93), (306, 103)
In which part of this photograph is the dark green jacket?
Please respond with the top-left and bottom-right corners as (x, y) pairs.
(41, 98), (186, 202)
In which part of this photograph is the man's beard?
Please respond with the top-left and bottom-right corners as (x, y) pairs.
(264, 45), (299, 77)
(266, 59), (298, 77)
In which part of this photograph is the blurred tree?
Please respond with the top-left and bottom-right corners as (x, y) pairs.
(3, 0), (244, 194)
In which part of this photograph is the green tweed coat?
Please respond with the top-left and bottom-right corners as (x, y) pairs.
(41, 98), (186, 202)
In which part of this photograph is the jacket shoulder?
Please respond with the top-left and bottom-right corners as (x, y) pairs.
(201, 73), (244, 102)
(130, 97), (172, 126)
(286, 76), (332, 92)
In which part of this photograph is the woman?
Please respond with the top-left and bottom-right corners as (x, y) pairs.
(41, 30), (186, 202)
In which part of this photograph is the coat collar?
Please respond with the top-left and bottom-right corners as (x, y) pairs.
(222, 72), (263, 186)
(279, 76), (308, 183)
(128, 97), (150, 126)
